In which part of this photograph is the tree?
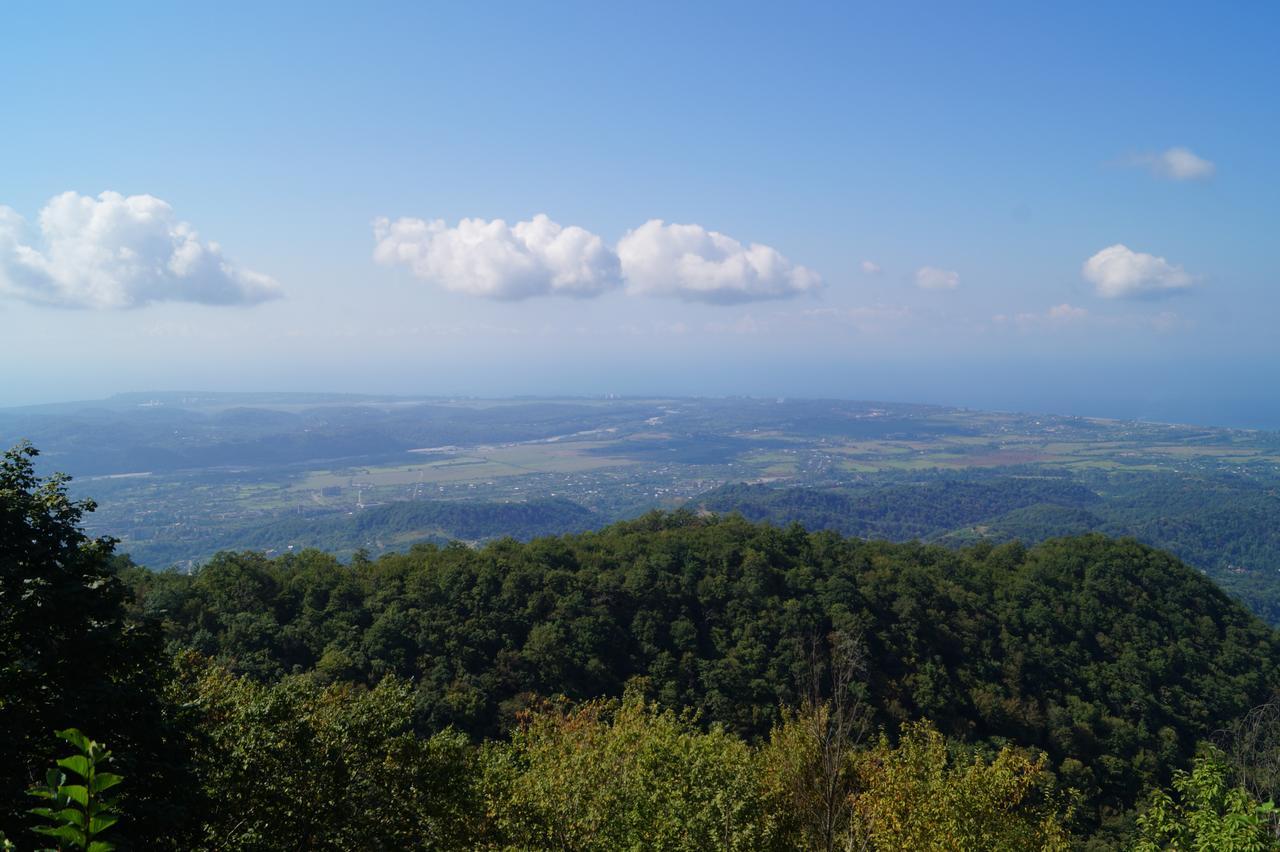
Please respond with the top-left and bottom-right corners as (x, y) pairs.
(1135, 750), (1278, 852)
(762, 631), (873, 851)
(0, 442), (174, 842)
(851, 721), (1072, 851)
(483, 691), (787, 850)
(1221, 693), (1280, 811)
(172, 653), (483, 850)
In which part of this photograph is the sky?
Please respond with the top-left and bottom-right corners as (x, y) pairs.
(2, 2), (1278, 427)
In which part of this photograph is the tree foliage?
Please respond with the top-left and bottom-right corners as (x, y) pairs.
(169, 652), (482, 851)
(850, 720), (1071, 851)
(0, 443), (175, 842)
(1135, 749), (1279, 851)
(122, 512), (1280, 829)
(482, 691), (786, 850)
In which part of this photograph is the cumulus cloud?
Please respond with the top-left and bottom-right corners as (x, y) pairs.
(1083, 244), (1193, 299)
(915, 266), (959, 290)
(1131, 147), (1216, 181)
(372, 214), (823, 304)
(372, 214), (621, 301)
(616, 219), (821, 304)
(0, 191), (280, 309)
(860, 260), (882, 275)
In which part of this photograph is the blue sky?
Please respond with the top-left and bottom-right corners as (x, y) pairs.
(2, 2), (1277, 426)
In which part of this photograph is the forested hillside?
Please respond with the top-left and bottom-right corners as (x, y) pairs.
(128, 496), (600, 565)
(699, 477), (1100, 541)
(122, 511), (1280, 837)
(7, 442), (1280, 849)
(699, 473), (1280, 627)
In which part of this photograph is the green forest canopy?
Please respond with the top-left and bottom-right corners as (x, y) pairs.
(122, 511), (1280, 826)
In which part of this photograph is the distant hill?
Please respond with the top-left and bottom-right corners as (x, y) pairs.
(125, 497), (599, 565)
(697, 476), (1101, 540)
(697, 474), (1280, 627)
(936, 503), (1108, 545)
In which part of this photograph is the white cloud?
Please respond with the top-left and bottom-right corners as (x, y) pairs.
(0, 191), (280, 309)
(372, 213), (621, 301)
(1132, 147), (1216, 181)
(1083, 244), (1193, 299)
(860, 260), (882, 275)
(915, 266), (959, 290)
(373, 214), (822, 304)
(1047, 303), (1088, 321)
(617, 219), (821, 304)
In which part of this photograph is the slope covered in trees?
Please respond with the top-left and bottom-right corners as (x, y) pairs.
(698, 473), (1280, 628)
(122, 511), (1280, 830)
(8, 441), (1280, 848)
(698, 477), (1101, 542)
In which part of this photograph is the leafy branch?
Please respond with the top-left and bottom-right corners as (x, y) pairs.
(27, 729), (123, 852)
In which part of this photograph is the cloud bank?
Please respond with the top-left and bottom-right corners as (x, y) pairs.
(1083, 244), (1193, 299)
(0, 191), (280, 309)
(915, 266), (959, 290)
(1131, 147), (1216, 181)
(372, 214), (621, 300)
(617, 220), (821, 304)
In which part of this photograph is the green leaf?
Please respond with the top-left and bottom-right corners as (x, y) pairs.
(33, 823), (86, 846)
(90, 773), (123, 795)
(56, 729), (91, 754)
(88, 813), (119, 834)
(58, 754), (92, 779)
(45, 806), (84, 825)
(61, 783), (90, 807)
(88, 841), (117, 852)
